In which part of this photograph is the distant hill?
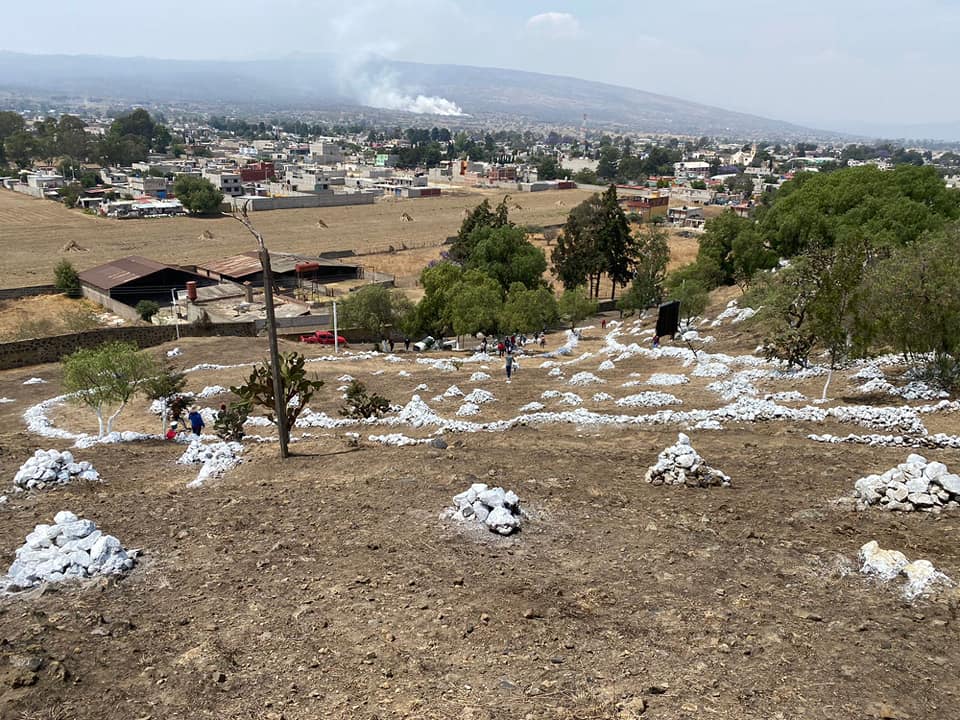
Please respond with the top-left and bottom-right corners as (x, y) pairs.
(0, 51), (833, 139)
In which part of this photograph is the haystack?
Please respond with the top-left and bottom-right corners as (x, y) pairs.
(60, 239), (88, 253)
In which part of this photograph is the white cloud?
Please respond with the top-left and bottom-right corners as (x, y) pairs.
(525, 11), (580, 39)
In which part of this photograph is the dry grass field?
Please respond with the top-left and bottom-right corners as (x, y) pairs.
(0, 188), (593, 289)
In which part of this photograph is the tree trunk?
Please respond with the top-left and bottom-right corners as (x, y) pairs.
(106, 401), (127, 435)
(159, 397), (167, 436)
(821, 368), (833, 401)
(95, 406), (104, 439)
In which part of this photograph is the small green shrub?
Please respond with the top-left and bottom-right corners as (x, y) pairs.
(54, 260), (81, 297)
(339, 380), (390, 419)
(136, 299), (161, 322)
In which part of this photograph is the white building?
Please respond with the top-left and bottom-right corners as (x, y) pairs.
(202, 169), (243, 196)
(673, 161), (711, 180)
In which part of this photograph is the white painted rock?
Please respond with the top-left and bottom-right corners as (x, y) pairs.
(13, 449), (100, 491)
(644, 434), (730, 488)
(446, 484), (523, 535)
(5, 513), (135, 590)
(859, 540), (953, 600)
(854, 455), (960, 512)
(859, 540), (908, 580)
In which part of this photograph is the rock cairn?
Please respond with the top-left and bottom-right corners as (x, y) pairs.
(5, 511), (135, 590)
(854, 453), (960, 512)
(446, 483), (523, 535)
(13, 449), (100, 491)
(859, 540), (953, 600)
(645, 433), (731, 488)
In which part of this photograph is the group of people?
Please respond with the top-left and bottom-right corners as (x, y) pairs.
(489, 332), (546, 357)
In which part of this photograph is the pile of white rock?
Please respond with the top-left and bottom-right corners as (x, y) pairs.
(13, 449), (100, 491)
(4, 511), (136, 590)
(177, 439), (244, 488)
(444, 483), (523, 535)
(645, 433), (731, 488)
(853, 453), (960, 512)
(859, 540), (953, 600)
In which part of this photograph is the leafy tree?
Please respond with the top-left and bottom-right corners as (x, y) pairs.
(465, 225), (547, 291)
(448, 270), (503, 337)
(57, 182), (83, 208)
(0, 111), (25, 146)
(553, 186), (634, 299)
(690, 179), (707, 190)
(856, 229), (960, 389)
(231, 352), (324, 435)
(760, 165), (960, 258)
(664, 272), (710, 322)
(173, 175), (224, 214)
(141, 364), (188, 435)
(597, 146), (620, 180)
(4, 131), (36, 167)
(53, 260), (81, 297)
(572, 168), (598, 185)
(408, 261), (463, 337)
(338, 284), (413, 340)
(340, 380), (391, 419)
(62, 341), (158, 437)
(558, 287), (597, 329)
(136, 299), (161, 322)
(450, 197), (515, 261)
(617, 224), (670, 312)
(535, 155), (563, 180)
(499, 282), (559, 333)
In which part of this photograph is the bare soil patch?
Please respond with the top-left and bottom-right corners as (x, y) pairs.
(0, 315), (958, 719)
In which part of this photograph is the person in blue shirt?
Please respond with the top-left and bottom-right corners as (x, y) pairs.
(188, 407), (205, 436)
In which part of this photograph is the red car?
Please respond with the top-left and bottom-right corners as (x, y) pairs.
(300, 331), (348, 345)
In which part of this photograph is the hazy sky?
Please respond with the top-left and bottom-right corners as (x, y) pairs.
(4, 0), (957, 134)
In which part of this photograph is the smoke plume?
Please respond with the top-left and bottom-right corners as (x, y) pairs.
(338, 55), (465, 116)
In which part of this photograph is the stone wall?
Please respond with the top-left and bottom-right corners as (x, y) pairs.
(0, 285), (58, 300)
(0, 322), (257, 370)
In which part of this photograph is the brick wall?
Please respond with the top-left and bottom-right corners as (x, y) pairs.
(0, 322), (257, 370)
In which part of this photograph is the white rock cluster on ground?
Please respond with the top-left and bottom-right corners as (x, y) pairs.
(645, 433), (731, 488)
(445, 483), (523, 535)
(568, 372), (604, 386)
(859, 540), (953, 600)
(853, 453), (960, 512)
(647, 373), (689, 386)
(470, 371), (491, 382)
(4, 511), (136, 590)
(13, 449), (100, 490)
(177, 439), (244, 488)
(456, 403), (480, 417)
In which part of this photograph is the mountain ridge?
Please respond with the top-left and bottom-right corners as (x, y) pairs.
(0, 50), (838, 139)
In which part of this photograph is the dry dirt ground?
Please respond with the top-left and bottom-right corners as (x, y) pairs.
(0, 296), (126, 342)
(0, 188), (592, 289)
(1, 305), (959, 719)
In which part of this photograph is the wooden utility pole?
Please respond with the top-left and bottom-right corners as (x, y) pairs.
(228, 204), (290, 458)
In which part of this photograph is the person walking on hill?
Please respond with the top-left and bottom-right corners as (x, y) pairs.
(505, 352), (515, 383)
(188, 406), (205, 436)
